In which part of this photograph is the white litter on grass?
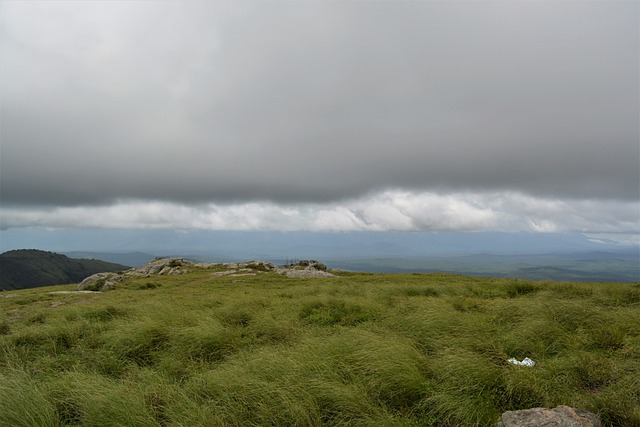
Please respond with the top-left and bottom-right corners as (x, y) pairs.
(508, 357), (535, 367)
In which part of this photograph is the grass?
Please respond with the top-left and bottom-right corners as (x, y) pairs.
(0, 267), (639, 426)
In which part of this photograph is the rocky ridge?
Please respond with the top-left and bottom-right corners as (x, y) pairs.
(77, 258), (335, 291)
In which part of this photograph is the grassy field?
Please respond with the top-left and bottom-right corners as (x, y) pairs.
(1, 266), (639, 426)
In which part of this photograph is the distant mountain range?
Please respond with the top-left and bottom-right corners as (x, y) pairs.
(0, 249), (130, 291)
(0, 246), (638, 290)
(1, 230), (637, 287)
(3, 229), (637, 259)
(59, 248), (639, 283)
(325, 251), (640, 283)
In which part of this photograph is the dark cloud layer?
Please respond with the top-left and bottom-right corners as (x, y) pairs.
(1, 1), (638, 207)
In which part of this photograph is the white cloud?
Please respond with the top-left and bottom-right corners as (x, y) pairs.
(2, 191), (637, 236)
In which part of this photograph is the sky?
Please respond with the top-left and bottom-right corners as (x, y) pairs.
(1, 1), (638, 248)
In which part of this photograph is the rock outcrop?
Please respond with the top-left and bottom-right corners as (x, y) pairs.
(278, 260), (335, 278)
(203, 260), (335, 278)
(77, 258), (191, 291)
(496, 406), (601, 427)
(76, 258), (335, 291)
(134, 257), (191, 276)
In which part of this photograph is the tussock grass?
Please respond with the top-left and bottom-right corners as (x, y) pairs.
(505, 280), (540, 297)
(299, 299), (378, 326)
(0, 370), (58, 427)
(0, 271), (638, 426)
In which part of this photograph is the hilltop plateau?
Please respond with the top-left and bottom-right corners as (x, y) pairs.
(0, 263), (638, 426)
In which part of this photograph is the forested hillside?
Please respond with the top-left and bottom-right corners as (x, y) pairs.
(0, 249), (129, 291)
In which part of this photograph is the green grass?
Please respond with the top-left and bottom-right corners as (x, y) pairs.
(1, 269), (639, 426)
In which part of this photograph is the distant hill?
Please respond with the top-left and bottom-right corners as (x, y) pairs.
(326, 250), (640, 283)
(61, 251), (156, 268)
(0, 249), (130, 291)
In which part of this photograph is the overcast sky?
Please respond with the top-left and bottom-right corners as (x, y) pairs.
(1, 1), (638, 238)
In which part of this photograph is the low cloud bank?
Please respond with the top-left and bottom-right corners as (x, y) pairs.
(2, 190), (637, 236)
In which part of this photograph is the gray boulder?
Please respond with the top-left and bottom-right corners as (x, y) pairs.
(497, 406), (601, 427)
(76, 272), (121, 291)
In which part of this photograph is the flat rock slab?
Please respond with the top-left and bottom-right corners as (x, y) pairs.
(497, 406), (601, 427)
(49, 291), (102, 294)
(279, 269), (336, 278)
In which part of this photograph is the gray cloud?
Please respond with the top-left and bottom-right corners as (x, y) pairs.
(1, 1), (638, 210)
(0, 190), (640, 234)
(2, 191), (638, 235)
